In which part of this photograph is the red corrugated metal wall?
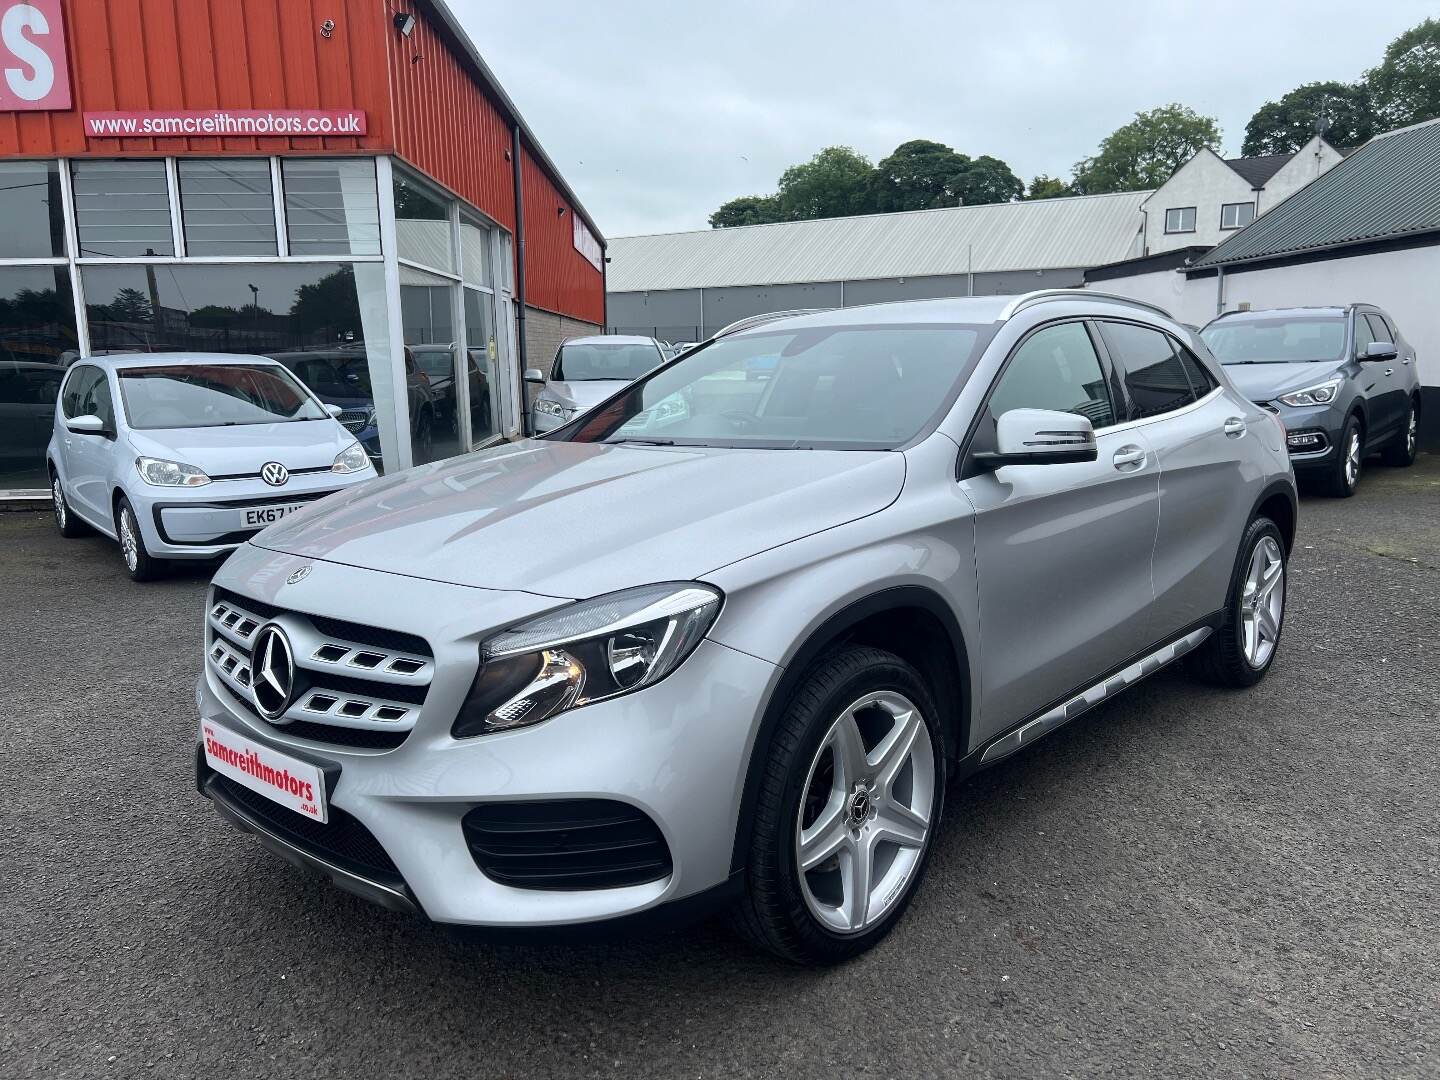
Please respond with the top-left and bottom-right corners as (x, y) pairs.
(519, 149), (605, 324)
(0, 0), (393, 156)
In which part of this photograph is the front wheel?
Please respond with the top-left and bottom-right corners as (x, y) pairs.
(1322, 415), (1362, 497)
(116, 497), (162, 582)
(1380, 399), (1419, 467)
(1190, 517), (1287, 687)
(731, 646), (945, 964)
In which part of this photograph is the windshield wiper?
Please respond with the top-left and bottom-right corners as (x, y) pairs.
(604, 437), (676, 446)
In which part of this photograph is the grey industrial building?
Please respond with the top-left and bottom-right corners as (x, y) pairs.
(605, 190), (1150, 340)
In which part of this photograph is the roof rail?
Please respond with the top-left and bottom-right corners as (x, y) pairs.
(1000, 289), (1173, 322)
(711, 309), (823, 339)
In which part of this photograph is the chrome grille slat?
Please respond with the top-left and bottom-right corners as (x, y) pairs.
(208, 601), (264, 649)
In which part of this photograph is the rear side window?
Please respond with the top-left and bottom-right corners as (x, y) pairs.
(61, 365), (99, 419)
(1174, 342), (1217, 395)
(987, 321), (1116, 428)
(1099, 322), (1196, 419)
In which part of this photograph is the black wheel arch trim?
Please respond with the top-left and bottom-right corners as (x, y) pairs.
(727, 584), (972, 876)
(1250, 476), (1299, 553)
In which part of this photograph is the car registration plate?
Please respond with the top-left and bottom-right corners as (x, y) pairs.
(244, 503), (304, 528)
(201, 720), (328, 823)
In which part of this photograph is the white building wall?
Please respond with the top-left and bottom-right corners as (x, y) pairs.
(1143, 152), (1257, 254)
(1257, 137), (1346, 213)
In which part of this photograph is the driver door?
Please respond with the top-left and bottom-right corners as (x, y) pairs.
(958, 320), (1159, 743)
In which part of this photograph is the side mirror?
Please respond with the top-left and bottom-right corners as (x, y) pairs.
(524, 368), (545, 384)
(1360, 340), (1397, 362)
(975, 409), (1097, 468)
(324, 403), (344, 418)
(66, 413), (107, 435)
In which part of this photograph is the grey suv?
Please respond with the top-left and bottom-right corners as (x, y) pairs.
(194, 292), (1296, 963)
(1201, 305), (1421, 496)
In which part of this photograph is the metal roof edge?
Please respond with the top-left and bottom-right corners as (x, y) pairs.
(1187, 225), (1440, 272)
(416, 0), (605, 243)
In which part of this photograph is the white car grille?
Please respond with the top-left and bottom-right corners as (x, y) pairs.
(206, 587), (433, 750)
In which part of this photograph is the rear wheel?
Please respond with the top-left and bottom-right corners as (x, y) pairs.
(51, 471), (89, 538)
(731, 646), (945, 965)
(1321, 415), (1362, 497)
(1380, 399), (1419, 467)
(116, 497), (162, 582)
(1190, 517), (1287, 688)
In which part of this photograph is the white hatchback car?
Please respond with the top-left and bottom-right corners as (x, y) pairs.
(46, 353), (376, 581)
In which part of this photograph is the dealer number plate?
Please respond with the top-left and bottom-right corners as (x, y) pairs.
(244, 503), (304, 528)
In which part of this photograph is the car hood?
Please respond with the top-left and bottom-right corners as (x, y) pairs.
(127, 420), (356, 475)
(1222, 360), (1346, 402)
(543, 380), (631, 413)
(252, 439), (905, 598)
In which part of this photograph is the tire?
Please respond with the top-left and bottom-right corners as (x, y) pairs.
(1321, 414), (1363, 497)
(731, 646), (946, 965)
(115, 497), (162, 582)
(1380, 398), (1419, 467)
(50, 470), (89, 538)
(1190, 516), (1287, 688)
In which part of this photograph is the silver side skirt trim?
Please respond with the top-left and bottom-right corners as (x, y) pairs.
(980, 626), (1213, 764)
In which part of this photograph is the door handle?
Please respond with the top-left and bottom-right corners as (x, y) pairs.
(1383, 368), (1394, 376)
(1223, 416), (1246, 438)
(1112, 444), (1146, 471)
(1402, 357), (1412, 365)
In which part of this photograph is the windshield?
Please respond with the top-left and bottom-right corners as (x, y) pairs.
(412, 348), (454, 379)
(555, 342), (663, 382)
(554, 323), (986, 451)
(118, 364), (327, 429)
(1202, 317), (1346, 364)
(272, 353), (374, 401)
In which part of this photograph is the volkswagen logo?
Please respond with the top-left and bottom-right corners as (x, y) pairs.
(250, 623), (296, 722)
(286, 564), (312, 585)
(261, 461), (290, 487)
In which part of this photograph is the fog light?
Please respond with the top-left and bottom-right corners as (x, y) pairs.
(1287, 432), (1323, 449)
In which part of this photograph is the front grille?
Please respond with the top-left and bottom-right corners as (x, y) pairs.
(337, 410), (369, 433)
(207, 587), (433, 752)
(208, 772), (401, 882)
(462, 800), (673, 891)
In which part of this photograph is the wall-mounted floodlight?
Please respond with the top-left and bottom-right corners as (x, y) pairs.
(393, 12), (417, 36)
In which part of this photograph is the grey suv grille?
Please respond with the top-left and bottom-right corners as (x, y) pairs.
(206, 587), (433, 750)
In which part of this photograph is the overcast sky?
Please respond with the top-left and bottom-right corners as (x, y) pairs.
(452, 0), (1435, 238)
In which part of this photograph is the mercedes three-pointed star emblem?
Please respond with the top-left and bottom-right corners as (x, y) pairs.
(250, 623), (296, 721)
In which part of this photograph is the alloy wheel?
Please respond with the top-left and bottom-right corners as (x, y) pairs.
(52, 477), (66, 530)
(1240, 535), (1284, 669)
(795, 691), (935, 935)
(1407, 411), (1418, 456)
(1345, 431), (1361, 489)
(119, 508), (139, 572)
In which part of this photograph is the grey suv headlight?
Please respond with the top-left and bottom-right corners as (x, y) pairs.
(135, 456), (211, 487)
(453, 583), (722, 737)
(533, 397), (572, 419)
(1277, 377), (1342, 407)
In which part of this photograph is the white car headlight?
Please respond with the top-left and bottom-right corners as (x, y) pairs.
(331, 441), (371, 475)
(1277, 378), (1342, 407)
(533, 397), (572, 419)
(453, 583), (723, 737)
(135, 456), (211, 487)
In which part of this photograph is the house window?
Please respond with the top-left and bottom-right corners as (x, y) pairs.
(1164, 207), (1196, 234)
(1220, 202), (1255, 230)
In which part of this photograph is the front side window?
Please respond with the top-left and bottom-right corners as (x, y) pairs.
(71, 160), (175, 258)
(178, 159), (277, 256)
(559, 324), (987, 451)
(117, 364), (326, 430)
(1164, 207), (1197, 233)
(1100, 321), (1196, 419)
(61, 365), (100, 419)
(1220, 202), (1255, 230)
(554, 342), (665, 382)
(1202, 317), (1347, 365)
(1363, 313), (1394, 346)
(82, 369), (115, 429)
(988, 321), (1115, 428)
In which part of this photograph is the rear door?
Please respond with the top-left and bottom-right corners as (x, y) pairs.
(1097, 319), (1251, 639)
(959, 319), (1160, 738)
(1362, 311), (1404, 439)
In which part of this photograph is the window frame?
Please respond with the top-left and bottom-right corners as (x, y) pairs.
(1219, 201), (1255, 231)
(1094, 318), (1225, 423)
(1163, 206), (1197, 234)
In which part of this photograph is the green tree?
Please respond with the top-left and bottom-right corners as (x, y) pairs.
(708, 194), (784, 228)
(106, 287), (153, 323)
(774, 145), (876, 220)
(1367, 17), (1440, 130)
(953, 155), (1024, 205)
(1026, 174), (1072, 199)
(1072, 104), (1222, 194)
(290, 266), (361, 337)
(870, 139), (971, 211)
(1242, 81), (1373, 155)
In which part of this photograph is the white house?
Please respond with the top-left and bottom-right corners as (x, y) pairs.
(1143, 135), (1348, 254)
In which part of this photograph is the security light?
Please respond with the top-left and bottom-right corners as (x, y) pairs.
(393, 12), (416, 36)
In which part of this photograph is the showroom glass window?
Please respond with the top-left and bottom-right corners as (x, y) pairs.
(178, 159), (277, 256)
(0, 161), (78, 490)
(282, 159), (381, 256)
(461, 209), (499, 445)
(71, 160), (175, 257)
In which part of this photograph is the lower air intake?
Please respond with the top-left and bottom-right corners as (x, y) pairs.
(462, 799), (672, 891)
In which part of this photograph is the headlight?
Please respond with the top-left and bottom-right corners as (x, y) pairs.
(453, 582), (722, 738)
(533, 397), (572, 419)
(1277, 378), (1342, 407)
(331, 441), (370, 474)
(135, 456), (211, 487)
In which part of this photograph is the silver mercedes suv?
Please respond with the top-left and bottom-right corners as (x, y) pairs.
(195, 292), (1297, 964)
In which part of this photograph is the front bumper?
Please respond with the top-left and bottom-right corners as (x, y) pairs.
(195, 544), (778, 929)
(1264, 400), (1344, 470)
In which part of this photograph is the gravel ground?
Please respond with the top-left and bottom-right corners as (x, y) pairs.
(3, 455), (1438, 1080)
